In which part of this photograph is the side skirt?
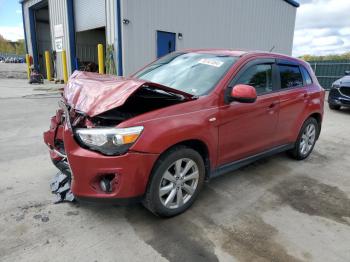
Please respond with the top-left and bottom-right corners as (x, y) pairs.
(210, 143), (295, 179)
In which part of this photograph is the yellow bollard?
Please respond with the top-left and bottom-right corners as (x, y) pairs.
(98, 44), (104, 74)
(45, 51), (52, 81)
(62, 50), (68, 83)
(25, 54), (31, 79)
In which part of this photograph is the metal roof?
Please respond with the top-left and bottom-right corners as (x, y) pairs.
(20, 0), (299, 8)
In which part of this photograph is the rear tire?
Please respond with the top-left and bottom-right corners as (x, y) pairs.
(288, 117), (319, 160)
(329, 103), (341, 110)
(143, 146), (205, 217)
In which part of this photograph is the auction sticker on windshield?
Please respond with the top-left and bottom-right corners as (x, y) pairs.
(198, 59), (224, 67)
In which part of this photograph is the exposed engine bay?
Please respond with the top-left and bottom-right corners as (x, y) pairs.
(90, 85), (187, 126)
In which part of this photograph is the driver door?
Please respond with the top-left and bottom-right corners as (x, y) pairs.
(217, 59), (280, 166)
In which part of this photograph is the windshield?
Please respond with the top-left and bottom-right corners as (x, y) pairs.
(134, 52), (238, 96)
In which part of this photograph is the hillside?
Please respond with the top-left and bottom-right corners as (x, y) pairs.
(0, 34), (25, 55)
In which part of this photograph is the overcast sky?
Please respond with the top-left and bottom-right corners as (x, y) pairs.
(293, 0), (350, 56)
(0, 0), (349, 57)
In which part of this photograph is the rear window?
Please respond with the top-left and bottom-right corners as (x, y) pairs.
(300, 66), (313, 85)
(279, 65), (303, 89)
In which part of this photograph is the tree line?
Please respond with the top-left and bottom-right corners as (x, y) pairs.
(299, 52), (350, 62)
(0, 34), (26, 55)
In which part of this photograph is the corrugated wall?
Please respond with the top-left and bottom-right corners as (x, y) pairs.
(22, 0), (71, 79)
(121, 0), (297, 75)
(48, 0), (71, 78)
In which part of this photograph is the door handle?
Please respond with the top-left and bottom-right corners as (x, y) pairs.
(268, 102), (278, 109)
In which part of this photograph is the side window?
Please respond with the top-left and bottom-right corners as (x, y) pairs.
(279, 65), (303, 89)
(236, 64), (273, 95)
(300, 66), (313, 85)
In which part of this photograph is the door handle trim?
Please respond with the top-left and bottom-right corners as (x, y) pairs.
(268, 101), (278, 109)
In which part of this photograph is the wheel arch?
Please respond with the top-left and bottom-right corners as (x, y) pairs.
(308, 112), (322, 139)
(151, 139), (211, 181)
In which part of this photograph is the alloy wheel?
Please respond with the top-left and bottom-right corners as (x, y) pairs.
(299, 123), (316, 155)
(159, 158), (199, 209)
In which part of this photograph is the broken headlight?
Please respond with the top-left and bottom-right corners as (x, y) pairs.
(75, 126), (144, 155)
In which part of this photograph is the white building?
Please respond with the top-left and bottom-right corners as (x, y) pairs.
(21, 0), (299, 80)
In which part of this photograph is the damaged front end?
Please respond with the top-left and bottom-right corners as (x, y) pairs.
(44, 101), (75, 203)
(44, 71), (196, 203)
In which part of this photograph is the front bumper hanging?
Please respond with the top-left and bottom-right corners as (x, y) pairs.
(50, 171), (75, 203)
(49, 147), (75, 203)
(46, 100), (76, 203)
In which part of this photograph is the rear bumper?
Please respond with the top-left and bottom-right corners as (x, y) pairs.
(44, 121), (159, 201)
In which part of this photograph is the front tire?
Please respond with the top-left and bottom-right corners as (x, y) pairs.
(143, 146), (205, 217)
(288, 117), (319, 160)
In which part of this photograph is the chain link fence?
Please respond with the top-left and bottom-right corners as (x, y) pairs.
(0, 52), (25, 59)
(307, 60), (350, 90)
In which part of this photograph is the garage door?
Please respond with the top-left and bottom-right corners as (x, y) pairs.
(74, 0), (106, 32)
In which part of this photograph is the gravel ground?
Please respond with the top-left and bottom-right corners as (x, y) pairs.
(0, 78), (349, 262)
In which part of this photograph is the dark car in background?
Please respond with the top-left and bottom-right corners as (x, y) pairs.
(328, 71), (350, 110)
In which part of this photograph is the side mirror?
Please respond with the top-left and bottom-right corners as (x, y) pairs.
(229, 84), (257, 103)
(345, 70), (350, 75)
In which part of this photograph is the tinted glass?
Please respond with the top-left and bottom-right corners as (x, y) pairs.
(300, 66), (313, 85)
(279, 65), (303, 89)
(236, 64), (273, 95)
(134, 52), (237, 96)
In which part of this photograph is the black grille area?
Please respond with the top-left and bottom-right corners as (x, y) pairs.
(55, 140), (66, 155)
(340, 86), (350, 97)
(329, 88), (340, 98)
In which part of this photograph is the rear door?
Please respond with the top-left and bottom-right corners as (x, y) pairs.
(217, 58), (280, 166)
(275, 60), (309, 144)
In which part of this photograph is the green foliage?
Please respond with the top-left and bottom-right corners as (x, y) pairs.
(0, 34), (26, 55)
(105, 44), (116, 75)
(299, 52), (350, 62)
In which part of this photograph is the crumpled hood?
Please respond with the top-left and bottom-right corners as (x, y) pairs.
(64, 71), (194, 117)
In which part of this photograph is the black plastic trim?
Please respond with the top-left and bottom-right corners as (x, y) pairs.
(210, 144), (295, 179)
(276, 59), (300, 66)
(52, 159), (71, 176)
(283, 0), (300, 8)
(231, 96), (256, 103)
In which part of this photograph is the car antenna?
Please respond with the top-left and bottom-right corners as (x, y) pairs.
(269, 45), (275, 52)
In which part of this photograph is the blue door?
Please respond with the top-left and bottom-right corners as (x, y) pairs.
(157, 31), (176, 58)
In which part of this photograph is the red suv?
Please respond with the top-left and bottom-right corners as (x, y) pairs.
(44, 50), (325, 216)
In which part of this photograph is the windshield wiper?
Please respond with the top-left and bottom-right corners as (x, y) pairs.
(143, 86), (185, 100)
